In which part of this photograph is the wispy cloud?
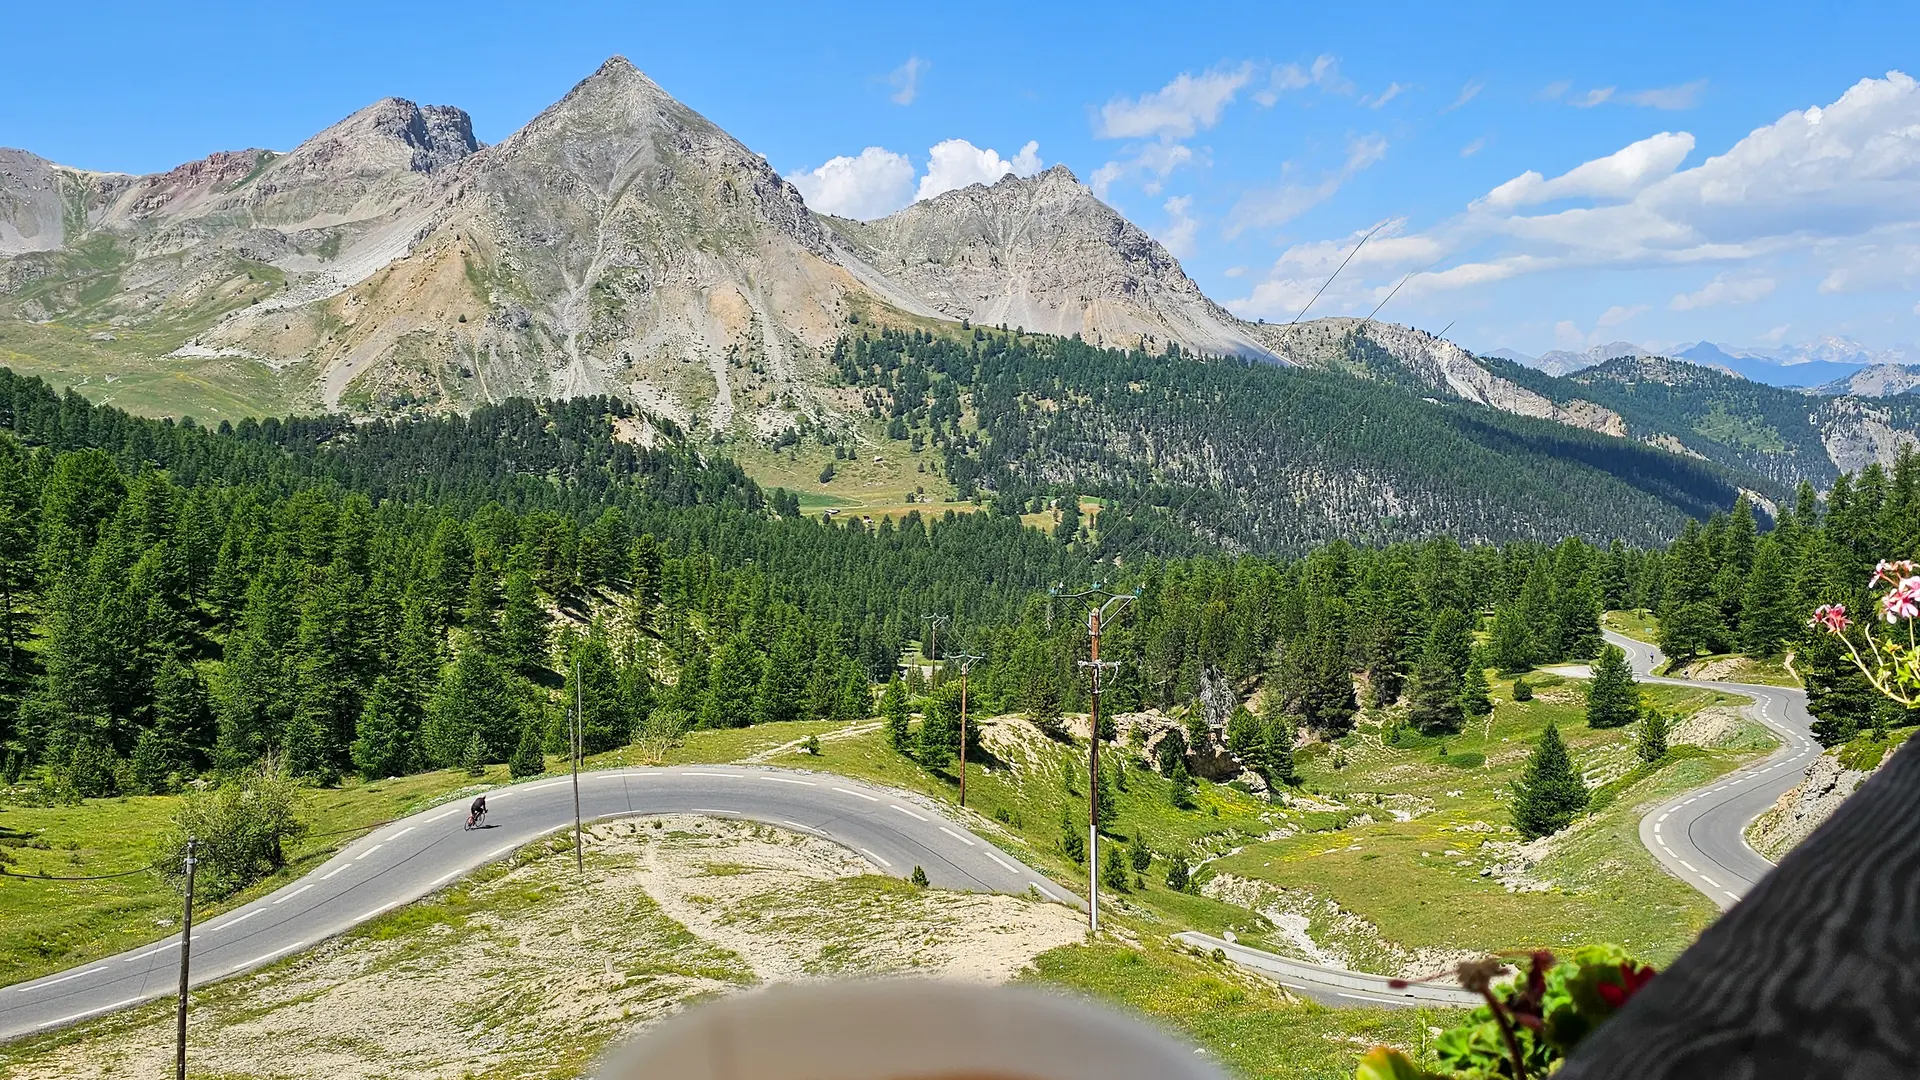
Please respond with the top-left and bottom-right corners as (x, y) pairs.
(888, 56), (927, 105)
(1361, 81), (1409, 109)
(1255, 54), (1353, 105)
(1443, 79), (1485, 113)
(1460, 136), (1487, 158)
(1573, 87), (1616, 108)
(1624, 79), (1708, 110)
(1227, 134), (1388, 237)
(1670, 273), (1775, 310)
(1096, 64), (1253, 139)
(1537, 80), (1572, 102)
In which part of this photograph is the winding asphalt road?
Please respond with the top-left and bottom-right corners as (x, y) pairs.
(1603, 629), (1819, 908)
(0, 764), (1069, 1041)
(0, 644), (1820, 1037)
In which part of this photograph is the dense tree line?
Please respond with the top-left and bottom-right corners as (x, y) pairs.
(833, 327), (1752, 554)
(1631, 451), (1920, 745)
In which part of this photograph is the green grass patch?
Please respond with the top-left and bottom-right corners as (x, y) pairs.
(1022, 938), (1457, 1079)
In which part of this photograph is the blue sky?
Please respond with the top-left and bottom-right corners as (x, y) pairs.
(6, 0), (1918, 357)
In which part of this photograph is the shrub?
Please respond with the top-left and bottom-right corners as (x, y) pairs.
(1512, 676), (1533, 702)
(154, 763), (309, 900)
(803, 734), (821, 756)
(908, 865), (928, 887)
(634, 706), (692, 764)
(1129, 845), (1152, 872)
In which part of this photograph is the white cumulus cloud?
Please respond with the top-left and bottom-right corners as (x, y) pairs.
(788, 147), (915, 219)
(1480, 132), (1696, 209)
(916, 139), (1043, 201)
(1230, 70), (1920, 324)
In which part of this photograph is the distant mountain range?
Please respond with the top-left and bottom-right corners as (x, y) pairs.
(1, 55), (1917, 546)
(1495, 338), (1920, 394)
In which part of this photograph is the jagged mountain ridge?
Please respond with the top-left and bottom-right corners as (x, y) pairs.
(821, 166), (1270, 359)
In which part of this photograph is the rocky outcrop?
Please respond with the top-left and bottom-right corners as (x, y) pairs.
(1745, 748), (1884, 861)
(825, 166), (1275, 361)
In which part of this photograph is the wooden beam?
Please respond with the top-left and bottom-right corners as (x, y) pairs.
(1561, 740), (1920, 1077)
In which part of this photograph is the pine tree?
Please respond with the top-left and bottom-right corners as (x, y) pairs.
(1511, 675), (1533, 702)
(1262, 717), (1297, 787)
(834, 661), (872, 720)
(1406, 612), (1469, 735)
(1512, 722), (1588, 839)
(1636, 707), (1670, 764)
(509, 722), (546, 778)
(881, 676), (912, 751)
(1101, 843), (1131, 892)
(566, 630), (626, 754)
(350, 674), (422, 781)
(1167, 758), (1195, 808)
(916, 683), (963, 767)
(281, 703), (335, 784)
(699, 633), (762, 729)
(498, 570), (550, 675)
(1803, 630), (1878, 746)
(1165, 854), (1190, 892)
(423, 648), (522, 767)
(461, 730), (485, 776)
(1461, 660), (1494, 720)
(1584, 644), (1640, 728)
(1487, 599), (1535, 674)
(753, 625), (811, 725)
(1738, 539), (1797, 657)
(461, 561), (500, 647)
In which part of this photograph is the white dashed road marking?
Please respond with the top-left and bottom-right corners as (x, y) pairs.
(834, 786), (880, 802)
(18, 966), (106, 993)
(354, 844), (383, 861)
(890, 805), (927, 822)
(938, 826), (976, 846)
(272, 883), (315, 905)
(859, 848), (892, 867)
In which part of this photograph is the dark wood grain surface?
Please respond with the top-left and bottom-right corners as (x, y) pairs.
(1560, 740), (1920, 1079)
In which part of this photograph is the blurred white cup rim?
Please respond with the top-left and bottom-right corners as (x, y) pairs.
(602, 979), (1226, 1080)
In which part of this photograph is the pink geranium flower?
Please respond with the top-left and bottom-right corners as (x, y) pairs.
(1882, 577), (1920, 623)
(1812, 604), (1851, 633)
(1872, 560), (1917, 587)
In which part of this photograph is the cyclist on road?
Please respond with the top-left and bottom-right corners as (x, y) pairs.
(466, 795), (487, 830)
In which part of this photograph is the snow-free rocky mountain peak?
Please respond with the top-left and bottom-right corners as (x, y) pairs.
(1, 56), (1915, 479)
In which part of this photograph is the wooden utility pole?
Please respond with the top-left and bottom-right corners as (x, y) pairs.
(921, 613), (950, 669)
(571, 657), (584, 878)
(1057, 584), (1138, 936)
(950, 652), (985, 807)
(175, 836), (197, 1080)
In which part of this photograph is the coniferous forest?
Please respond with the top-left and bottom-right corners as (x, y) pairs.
(0, 359), (1912, 800)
